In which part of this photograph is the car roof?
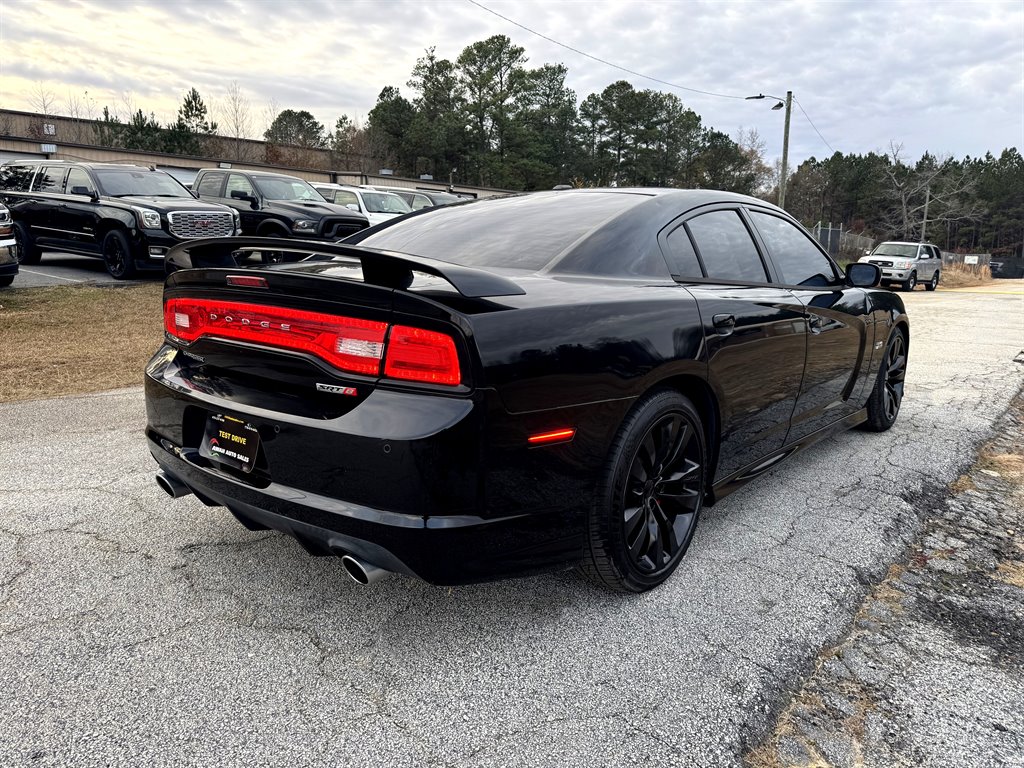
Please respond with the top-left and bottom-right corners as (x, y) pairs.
(1, 160), (159, 171)
(349, 187), (791, 278)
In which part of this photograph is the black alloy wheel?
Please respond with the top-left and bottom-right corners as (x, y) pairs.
(583, 390), (707, 592)
(12, 222), (41, 265)
(902, 272), (917, 291)
(863, 328), (907, 432)
(102, 230), (137, 279)
(926, 271), (939, 291)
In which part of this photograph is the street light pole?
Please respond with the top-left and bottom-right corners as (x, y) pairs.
(745, 91), (793, 209)
(779, 90), (792, 210)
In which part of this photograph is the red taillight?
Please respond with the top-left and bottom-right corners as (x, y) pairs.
(384, 325), (461, 386)
(164, 298), (387, 375)
(164, 298), (462, 385)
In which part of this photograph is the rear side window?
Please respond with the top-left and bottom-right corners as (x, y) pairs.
(195, 173), (224, 197)
(749, 211), (837, 286)
(0, 164), (35, 192)
(31, 166), (67, 192)
(686, 210), (768, 283)
(662, 226), (705, 279)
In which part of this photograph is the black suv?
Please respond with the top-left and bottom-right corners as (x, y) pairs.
(193, 169), (369, 241)
(0, 160), (240, 279)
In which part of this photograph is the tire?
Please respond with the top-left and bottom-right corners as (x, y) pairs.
(925, 271), (939, 291)
(102, 230), (137, 280)
(12, 222), (41, 265)
(902, 272), (917, 291)
(256, 224), (289, 264)
(0, 275), (14, 287)
(863, 327), (907, 432)
(581, 390), (707, 593)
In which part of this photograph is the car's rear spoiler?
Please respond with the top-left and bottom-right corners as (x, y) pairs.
(164, 237), (526, 298)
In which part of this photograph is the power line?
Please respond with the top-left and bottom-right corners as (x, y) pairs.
(466, 0), (839, 153)
(794, 98), (836, 154)
(465, 0), (746, 100)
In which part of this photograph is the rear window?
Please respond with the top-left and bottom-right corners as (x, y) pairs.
(351, 192), (646, 271)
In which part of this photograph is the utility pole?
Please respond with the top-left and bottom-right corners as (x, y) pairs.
(779, 91), (792, 210)
(920, 183), (930, 242)
(745, 91), (794, 210)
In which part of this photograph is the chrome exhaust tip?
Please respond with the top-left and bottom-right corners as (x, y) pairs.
(155, 470), (192, 499)
(340, 554), (390, 585)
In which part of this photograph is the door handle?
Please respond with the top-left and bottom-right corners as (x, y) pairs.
(712, 314), (736, 335)
(808, 315), (825, 334)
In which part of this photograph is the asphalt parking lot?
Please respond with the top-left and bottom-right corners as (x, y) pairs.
(8, 252), (158, 288)
(1, 285), (1022, 766)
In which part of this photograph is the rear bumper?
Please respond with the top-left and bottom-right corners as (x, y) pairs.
(149, 441), (583, 584)
(144, 348), (598, 585)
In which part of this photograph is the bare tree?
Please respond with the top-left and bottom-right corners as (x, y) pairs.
(63, 90), (91, 143)
(879, 142), (985, 241)
(28, 81), (57, 116)
(218, 80), (256, 161)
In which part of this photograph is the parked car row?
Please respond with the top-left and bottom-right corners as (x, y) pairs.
(0, 159), (462, 280)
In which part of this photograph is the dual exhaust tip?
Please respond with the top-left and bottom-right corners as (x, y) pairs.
(154, 470), (390, 585)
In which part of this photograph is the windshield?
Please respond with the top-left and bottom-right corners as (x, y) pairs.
(252, 175), (326, 202)
(362, 192), (412, 214)
(93, 169), (192, 198)
(871, 244), (918, 258)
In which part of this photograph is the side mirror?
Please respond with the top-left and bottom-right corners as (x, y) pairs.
(846, 262), (880, 288)
(70, 185), (98, 200)
(345, 203), (360, 212)
(230, 190), (258, 208)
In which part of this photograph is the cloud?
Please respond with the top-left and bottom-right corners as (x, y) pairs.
(0, 0), (1020, 162)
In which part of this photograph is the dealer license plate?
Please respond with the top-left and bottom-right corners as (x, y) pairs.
(199, 414), (260, 473)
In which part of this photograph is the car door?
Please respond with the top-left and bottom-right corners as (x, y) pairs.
(51, 166), (102, 254)
(922, 245), (940, 281)
(24, 165), (67, 249)
(746, 208), (873, 442)
(662, 207), (807, 482)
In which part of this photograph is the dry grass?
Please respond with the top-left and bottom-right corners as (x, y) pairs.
(0, 283), (164, 402)
(995, 561), (1024, 589)
(938, 263), (993, 289)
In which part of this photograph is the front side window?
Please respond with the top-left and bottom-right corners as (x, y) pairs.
(411, 194), (431, 210)
(226, 174), (255, 198)
(686, 210), (768, 283)
(65, 167), (94, 195)
(749, 211), (837, 286)
(332, 190), (359, 207)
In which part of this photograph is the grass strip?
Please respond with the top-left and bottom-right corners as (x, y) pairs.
(0, 283), (164, 402)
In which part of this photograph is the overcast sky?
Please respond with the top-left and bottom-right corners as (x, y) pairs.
(1, 0), (1021, 167)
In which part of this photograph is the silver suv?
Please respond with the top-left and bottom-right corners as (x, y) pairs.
(859, 241), (941, 291)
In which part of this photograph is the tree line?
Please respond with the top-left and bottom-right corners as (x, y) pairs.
(785, 144), (1023, 256)
(25, 33), (1020, 256)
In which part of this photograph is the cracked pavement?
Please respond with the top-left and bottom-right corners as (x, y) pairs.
(1, 286), (1022, 767)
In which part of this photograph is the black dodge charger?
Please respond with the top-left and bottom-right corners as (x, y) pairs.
(145, 189), (907, 592)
